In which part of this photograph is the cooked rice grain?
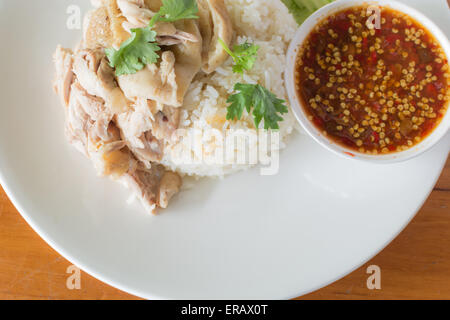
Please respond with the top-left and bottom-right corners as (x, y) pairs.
(161, 0), (299, 177)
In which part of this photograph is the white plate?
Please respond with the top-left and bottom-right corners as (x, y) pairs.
(0, 0), (449, 300)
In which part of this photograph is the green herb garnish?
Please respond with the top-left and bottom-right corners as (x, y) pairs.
(281, 0), (334, 25)
(218, 38), (259, 75)
(150, 0), (199, 27)
(107, 0), (199, 76)
(105, 27), (160, 76)
(227, 83), (288, 130)
(219, 39), (288, 130)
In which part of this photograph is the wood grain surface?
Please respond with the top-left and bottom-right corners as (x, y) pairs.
(0, 156), (448, 300)
(0, 0), (449, 301)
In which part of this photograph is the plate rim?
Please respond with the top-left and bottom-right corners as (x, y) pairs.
(0, 143), (448, 300)
(0, 0), (449, 300)
(286, 150), (449, 299)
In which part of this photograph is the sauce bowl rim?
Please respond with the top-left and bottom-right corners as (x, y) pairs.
(285, 0), (450, 163)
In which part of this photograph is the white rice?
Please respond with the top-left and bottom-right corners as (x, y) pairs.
(161, 0), (299, 177)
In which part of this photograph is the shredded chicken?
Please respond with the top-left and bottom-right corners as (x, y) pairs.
(53, 46), (74, 107)
(65, 80), (128, 177)
(65, 83), (92, 156)
(116, 99), (180, 167)
(117, 0), (154, 30)
(157, 29), (200, 46)
(121, 163), (182, 213)
(118, 0), (200, 46)
(73, 49), (129, 114)
(118, 51), (177, 106)
(53, 45), (182, 214)
(53, 0), (237, 214)
(71, 82), (112, 142)
(116, 111), (165, 167)
(151, 105), (181, 141)
(158, 171), (183, 208)
(118, 19), (203, 107)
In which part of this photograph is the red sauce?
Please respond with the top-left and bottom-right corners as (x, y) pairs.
(295, 5), (450, 154)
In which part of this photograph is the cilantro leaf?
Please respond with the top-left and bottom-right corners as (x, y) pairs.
(150, 0), (199, 27)
(218, 39), (260, 75)
(227, 83), (289, 130)
(221, 40), (287, 129)
(105, 27), (160, 76)
(107, 0), (198, 76)
(281, 0), (335, 25)
(226, 83), (256, 121)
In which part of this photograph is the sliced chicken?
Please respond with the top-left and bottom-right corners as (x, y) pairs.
(118, 0), (155, 31)
(151, 105), (181, 141)
(53, 46), (74, 107)
(104, 0), (132, 48)
(53, 47), (91, 155)
(89, 139), (133, 178)
(84, 0), (130, 49)
(117, 51), (178, 106)
(83, 6), (114, 49)
(197, 0), (212, 60)
(71, 82), (113, 142)
(116, 102), (161, 167)
(127, 129), (164, 165)
(197, 0), (234, 74)
(55, 6), (184, 215)
(118, 0), (199, 46)
(115, 99), (180, 167)
(118, 20), (203, 107)
(156, 29), (200, 46)
(143, 0), (162, 11)
(86, 0), (187, 50)
(121, 163), (182, 214)
(158, 171), (183, 209)
(66, 81), (180, 211)
(65, 84), (92, 156)
(66, 85), (181, 213)
(55, 0), (243, 215)
(53, 41), (130, 176)
(168, 19), (204, 103)
(65, 82), (131, 177)
(154, 21), (177, 35)
(73, 48), (129, 114)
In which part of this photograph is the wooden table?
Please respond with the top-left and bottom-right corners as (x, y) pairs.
(1, 0), (450, 301)
(0, 156), (448, 300)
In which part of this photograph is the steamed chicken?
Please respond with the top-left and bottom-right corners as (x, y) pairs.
(53, 0), (297, 214)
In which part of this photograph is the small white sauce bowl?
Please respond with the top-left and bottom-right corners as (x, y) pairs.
(285, 0), (450, 163)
